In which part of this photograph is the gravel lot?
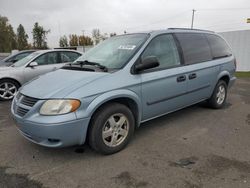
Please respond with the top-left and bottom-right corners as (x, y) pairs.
(0, 78), (250, 188)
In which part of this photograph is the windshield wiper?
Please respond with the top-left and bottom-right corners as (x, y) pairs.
(76, 60), (108, 72)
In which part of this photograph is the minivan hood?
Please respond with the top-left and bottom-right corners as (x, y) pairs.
(20, 69), (108, 99)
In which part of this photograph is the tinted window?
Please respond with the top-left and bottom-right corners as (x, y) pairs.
(141, 34), (180, 69)
(206, 34), (232, 59)
(176, 33), (212, 64)
(60, 52), (81, 62)
(35, 52), (60, 65)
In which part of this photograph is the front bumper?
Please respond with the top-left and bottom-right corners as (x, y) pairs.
(13, 115), (90, 147)
(11, 93), (91, 148)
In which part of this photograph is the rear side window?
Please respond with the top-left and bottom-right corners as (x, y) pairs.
(206, 34), (232, 59)
(175, 33), (212, 64)
(35, 52), (60, 65)
(60, 52), (81, 62)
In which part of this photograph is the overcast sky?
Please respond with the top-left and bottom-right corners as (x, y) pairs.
(0, 0), (249, 47)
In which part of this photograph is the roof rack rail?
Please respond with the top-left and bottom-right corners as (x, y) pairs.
(168, 28), (214, 33)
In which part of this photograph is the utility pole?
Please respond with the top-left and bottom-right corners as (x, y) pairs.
(191, 9), (196, 29)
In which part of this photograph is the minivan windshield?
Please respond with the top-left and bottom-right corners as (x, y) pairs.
(12, 52), (41, 67)
(75, 34), (149, 69)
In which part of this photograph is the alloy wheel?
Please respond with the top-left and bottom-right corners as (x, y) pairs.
(216, 85), (226, 105)
(102, 113), (129, 147)
(0, 82), (17, 100)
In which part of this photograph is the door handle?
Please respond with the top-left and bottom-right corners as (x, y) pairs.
(177, 75), (186, 82)
(189, 73), (197, 80)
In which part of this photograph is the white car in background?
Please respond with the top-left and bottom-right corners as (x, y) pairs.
(0, 49), (82, 100)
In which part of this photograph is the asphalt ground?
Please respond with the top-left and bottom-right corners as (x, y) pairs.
(0, 78), (249, 188)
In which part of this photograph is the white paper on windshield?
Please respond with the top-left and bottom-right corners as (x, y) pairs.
(118, 45), (136, 50)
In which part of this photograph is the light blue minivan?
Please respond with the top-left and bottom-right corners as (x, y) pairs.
(11, 28), (236, 154)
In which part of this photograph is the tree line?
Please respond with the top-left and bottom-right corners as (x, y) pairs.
(0, 15), (50, 52)
(0, 15), (118, 52)
(59, 29), (117, 47)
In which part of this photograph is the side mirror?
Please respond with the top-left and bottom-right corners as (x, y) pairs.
(29, 61), (38, 68)
(134, 56), (159, 73)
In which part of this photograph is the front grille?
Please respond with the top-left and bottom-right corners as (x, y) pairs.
(20, 95), (39, 107)
(16, 106), (29, 117)
(14, 93), (40, 117)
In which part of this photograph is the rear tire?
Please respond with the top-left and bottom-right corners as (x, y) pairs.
(207, 80), (227, 109)
(0, 79), (20, 101)
(89, 103), (135, 155)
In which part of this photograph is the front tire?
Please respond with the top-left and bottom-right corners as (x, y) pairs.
(0, 79), (20, 101)
(207, 80), (227, 109)
(89, 103), (135, 155)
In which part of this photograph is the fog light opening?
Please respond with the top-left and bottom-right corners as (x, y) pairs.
(48, 138), (60, 143)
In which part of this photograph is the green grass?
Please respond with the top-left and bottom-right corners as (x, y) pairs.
(235, 72), (250, 78)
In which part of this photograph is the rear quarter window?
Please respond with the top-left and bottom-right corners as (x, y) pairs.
(175, 33), (212, 64)
(61, 52), (81, 62)
(205, 34), (232, 59)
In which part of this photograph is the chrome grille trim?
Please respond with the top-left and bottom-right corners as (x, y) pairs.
(16, 106), (29, 117)
(13, 93), (40, 117)
(20, 95), (39, 107)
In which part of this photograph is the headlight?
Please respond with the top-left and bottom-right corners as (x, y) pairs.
(40, 99), (81, 115)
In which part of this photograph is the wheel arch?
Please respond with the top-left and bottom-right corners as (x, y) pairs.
(0, 77), (21, 87)
(86, 90), (142, 128)
(219, 75), (230, 86)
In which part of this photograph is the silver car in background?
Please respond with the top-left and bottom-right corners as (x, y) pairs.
(0, 49), (82, 100)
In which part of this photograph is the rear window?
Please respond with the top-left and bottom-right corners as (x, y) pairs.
(175, 33), (212, 64)
(205, 34), (232, 59)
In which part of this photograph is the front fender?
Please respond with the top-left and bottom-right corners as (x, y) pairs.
(85, 89), (142, 125)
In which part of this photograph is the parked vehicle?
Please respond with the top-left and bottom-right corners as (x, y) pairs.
(0, 49), (82, 100)
(11, 28), (236, 154)
(0, 50), (36, 67)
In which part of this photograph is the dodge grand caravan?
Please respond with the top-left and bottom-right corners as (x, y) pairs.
(11, 28), (236, 154)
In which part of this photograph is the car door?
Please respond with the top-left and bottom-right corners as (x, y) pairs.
(23, 51), (61, 82)
(139, 34), (190, 121)
(174, 33), (219, 104)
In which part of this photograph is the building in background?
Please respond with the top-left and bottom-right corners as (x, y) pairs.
(219, 30), (250, 72)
